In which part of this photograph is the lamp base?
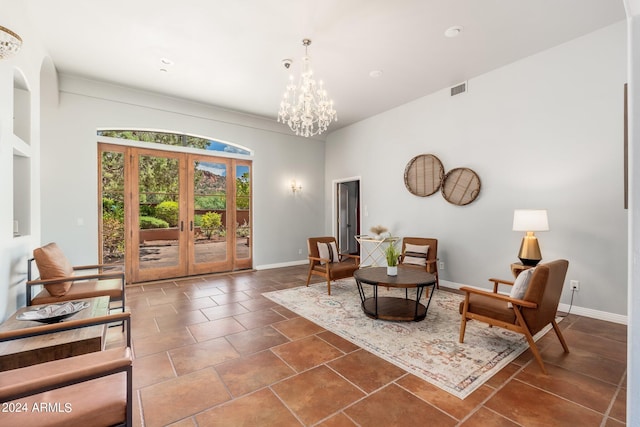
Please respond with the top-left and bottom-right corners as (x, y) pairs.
(517, 232), (542, 267)
(518, 257), (541, 267)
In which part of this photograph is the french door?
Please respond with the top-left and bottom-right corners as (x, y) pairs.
(99, 143), (252, 283)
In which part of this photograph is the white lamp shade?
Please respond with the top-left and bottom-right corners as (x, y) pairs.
(513, 209), (549, 232)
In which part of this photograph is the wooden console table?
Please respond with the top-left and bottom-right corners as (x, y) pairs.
(0, 296), (109, 371)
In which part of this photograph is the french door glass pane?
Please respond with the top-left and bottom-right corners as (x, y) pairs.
(193, 160), (227, 264)
(101, 151), (125, 265)
(236, 164), (251, 260)
(139, 154), (180, 270)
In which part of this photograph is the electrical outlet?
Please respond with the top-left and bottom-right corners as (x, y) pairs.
(298, 248), (303, 255)
(570, 280), (580, 291)
(439, 261), (445, 270)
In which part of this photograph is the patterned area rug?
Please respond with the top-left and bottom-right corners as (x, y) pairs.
(263, 279), (552, 399)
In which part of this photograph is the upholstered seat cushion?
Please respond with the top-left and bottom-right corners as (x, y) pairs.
(312, 258), (359, 280)
(30, 278), (123, 306)
(33, 243), (74, 297)
(459, 293), (516, 324)
(0, 347), (130, 427)
(1, 374), (126, 427)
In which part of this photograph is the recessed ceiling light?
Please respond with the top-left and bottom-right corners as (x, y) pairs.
(160, 57), (174, 66)
(369, 70), (383, 78)
(159, 68), (168, 73)
(444, 26), (463, 38)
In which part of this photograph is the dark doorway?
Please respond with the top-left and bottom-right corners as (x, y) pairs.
(336, 180), (360, 255)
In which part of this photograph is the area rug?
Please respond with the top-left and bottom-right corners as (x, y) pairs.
(263, 279), (553, 399)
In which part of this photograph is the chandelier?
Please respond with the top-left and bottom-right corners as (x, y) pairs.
(278, 39), (337, 137)
(0, 25), (22, 60)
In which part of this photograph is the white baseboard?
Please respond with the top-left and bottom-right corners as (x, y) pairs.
(556, 303), (627, 325)
(256, 259), (308, 270)
(439, 280), (628, 325)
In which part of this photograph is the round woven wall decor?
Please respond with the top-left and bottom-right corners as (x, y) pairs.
(404, 154), (444, 197)
(441, 167), (481, 206)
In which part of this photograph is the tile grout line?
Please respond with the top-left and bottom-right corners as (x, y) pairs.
(127, 268), (627, 426)
(599, 368), (628, 426)
(392, 374), (462, 424)
(454, 359), (532, 426)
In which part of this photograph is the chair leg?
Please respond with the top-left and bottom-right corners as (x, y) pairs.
(459, 317), (467, 343)
(459, 293), (469, 343)
(522, 328), (547, 375)
(514, 308), (547, 374)
(326, 277), (331, 295)
(305, 264), (313, 287)
(552, 319), (570, 353)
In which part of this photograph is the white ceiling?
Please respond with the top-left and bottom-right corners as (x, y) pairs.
(24, 0), (625, 132)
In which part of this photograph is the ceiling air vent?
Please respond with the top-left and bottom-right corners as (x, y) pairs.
(450, 81), (467, 96)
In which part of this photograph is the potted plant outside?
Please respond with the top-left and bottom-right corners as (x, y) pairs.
(385, 244), (400, 276)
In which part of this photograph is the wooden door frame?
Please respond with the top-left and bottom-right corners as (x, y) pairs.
(130, 147), (188, 283)
(232, 159), (253, 271)
(186, 153), (233, 276)
(98, 143), (253, 283)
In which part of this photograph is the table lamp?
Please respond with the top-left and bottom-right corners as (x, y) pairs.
(512, 209), (549, 266)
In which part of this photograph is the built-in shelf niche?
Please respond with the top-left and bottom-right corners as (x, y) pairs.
(13, 151), (31, 238)
(12, 69), (32, 238)
(13, 70), (31, 145)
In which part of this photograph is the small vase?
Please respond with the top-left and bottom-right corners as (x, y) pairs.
(387, 266), (397, 276)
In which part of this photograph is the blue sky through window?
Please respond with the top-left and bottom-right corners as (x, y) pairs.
(207, 140), (251, 155)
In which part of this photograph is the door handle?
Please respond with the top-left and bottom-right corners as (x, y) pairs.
(190, 221), (193, 231)
(180, 221), (184, 232)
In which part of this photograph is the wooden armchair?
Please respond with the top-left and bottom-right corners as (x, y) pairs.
(399, 237), (439, 289)
(27, 243), (125, 312)
(306, 236), (360, 295)
(459, 259), (570, 374)
(0, 311), (133, 426)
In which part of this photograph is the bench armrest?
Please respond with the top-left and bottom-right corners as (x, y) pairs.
(73, 263), (123, 272)
(26, 271), (125, 287)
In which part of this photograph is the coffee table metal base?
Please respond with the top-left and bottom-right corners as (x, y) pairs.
(361, 296), (427, 321)
(354, 267), (436, 322)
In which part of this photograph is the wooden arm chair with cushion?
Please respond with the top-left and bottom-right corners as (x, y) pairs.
(27, 242), (125, 312)
(0, 311), (133, 427)
(399, 237), (439, 289)
(306, 236), (360, 295)
(459, 259), (569, 374)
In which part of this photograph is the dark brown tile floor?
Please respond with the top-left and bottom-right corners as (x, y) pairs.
(107, 265), (627, 426)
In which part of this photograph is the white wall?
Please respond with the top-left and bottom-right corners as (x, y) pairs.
(624, 0), (640, 423)
(40, 75), (325, 272)
(326, 21), (628, 318)
(0, 1), (48, 320)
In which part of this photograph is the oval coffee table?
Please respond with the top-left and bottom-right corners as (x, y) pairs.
(353, 266), (437, 321)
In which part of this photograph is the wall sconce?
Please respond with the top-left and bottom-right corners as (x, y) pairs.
(291, 179), (302, 194)
(513, 209), (549, 266)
